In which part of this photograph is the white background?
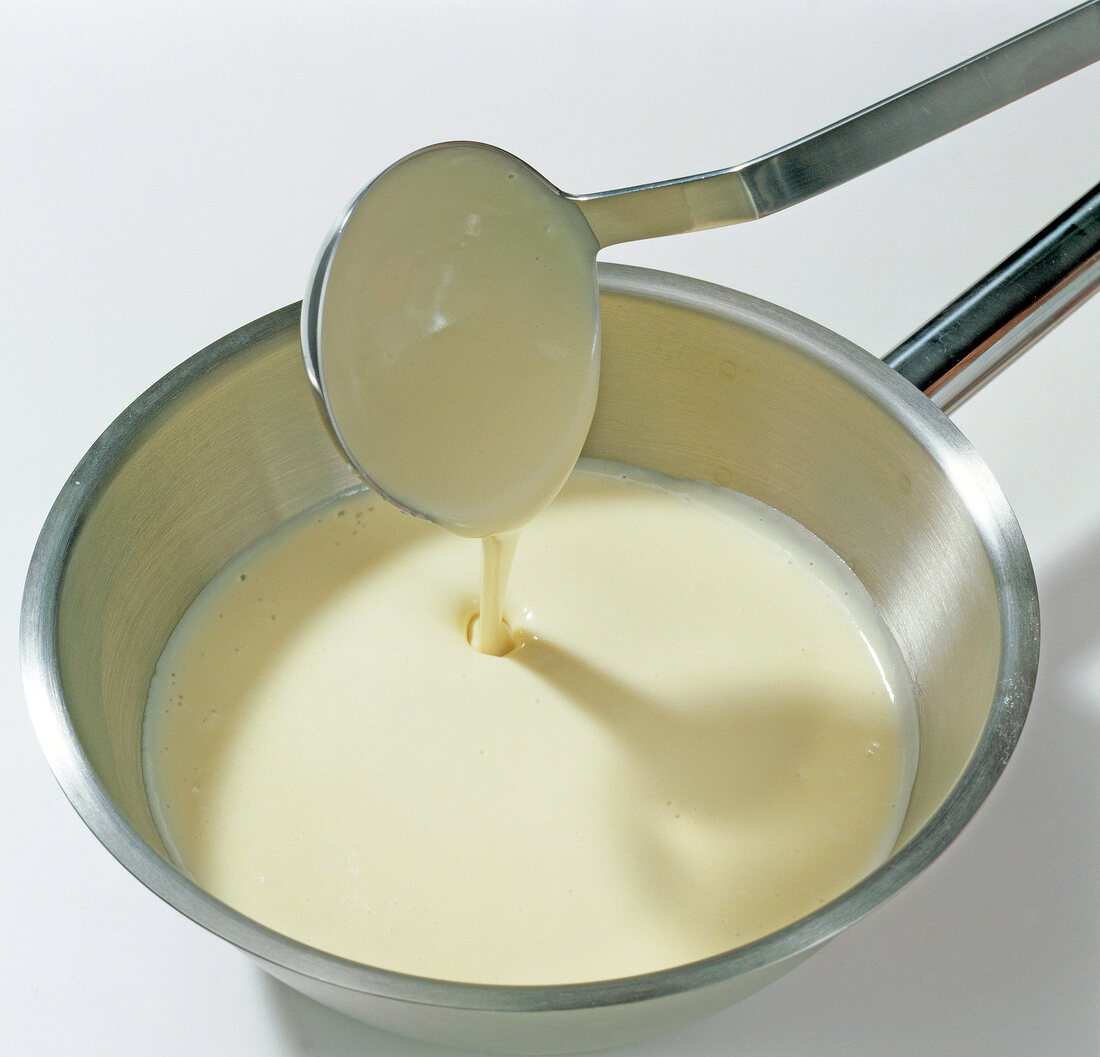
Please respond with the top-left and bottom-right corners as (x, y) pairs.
(3, 2), (1098, 1054)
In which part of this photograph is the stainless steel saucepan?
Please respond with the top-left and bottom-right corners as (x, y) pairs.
(20, 172), (1100, 1051)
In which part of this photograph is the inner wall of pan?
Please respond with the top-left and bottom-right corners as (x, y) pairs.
(55, 280), (1000, 880)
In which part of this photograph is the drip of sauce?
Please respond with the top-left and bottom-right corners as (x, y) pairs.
(471, 532), (519, 655)
(315, 144), (601, 650)
(143, 462), (918, 985)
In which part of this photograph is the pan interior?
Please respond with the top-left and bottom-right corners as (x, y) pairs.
(34, 266), (1032, 1025)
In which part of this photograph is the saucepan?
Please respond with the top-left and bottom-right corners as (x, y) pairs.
(19, 174), (1100, 1052)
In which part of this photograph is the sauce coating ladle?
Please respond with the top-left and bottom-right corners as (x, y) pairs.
(304, 1), (1100, 540)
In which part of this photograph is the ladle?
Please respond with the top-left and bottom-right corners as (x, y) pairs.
(304, 1), (1100, 536)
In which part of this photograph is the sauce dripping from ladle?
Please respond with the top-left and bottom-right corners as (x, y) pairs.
(302, 9), (1099, 652)
(305, 144), (600, 653)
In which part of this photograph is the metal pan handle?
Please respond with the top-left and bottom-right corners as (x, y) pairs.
(884, 180), (1100, 413)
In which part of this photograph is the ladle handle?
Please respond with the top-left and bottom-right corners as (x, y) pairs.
(884, 180), (1100, 413)
(572, 2), (1100, 247)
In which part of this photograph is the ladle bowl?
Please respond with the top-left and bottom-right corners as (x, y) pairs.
(21, 263), (1038, 1053)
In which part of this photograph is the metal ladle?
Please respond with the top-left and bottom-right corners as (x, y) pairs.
(303, 2), (1100, 533)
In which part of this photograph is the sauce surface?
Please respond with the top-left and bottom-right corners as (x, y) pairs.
(144, 463), (917, 985)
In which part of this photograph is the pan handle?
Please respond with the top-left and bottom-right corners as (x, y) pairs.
(883, 180), (1100, 413)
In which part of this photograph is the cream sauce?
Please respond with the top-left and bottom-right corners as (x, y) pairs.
(143, 462), (917, 985)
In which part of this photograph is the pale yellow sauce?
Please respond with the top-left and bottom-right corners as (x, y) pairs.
(143, 462), (917, 985)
